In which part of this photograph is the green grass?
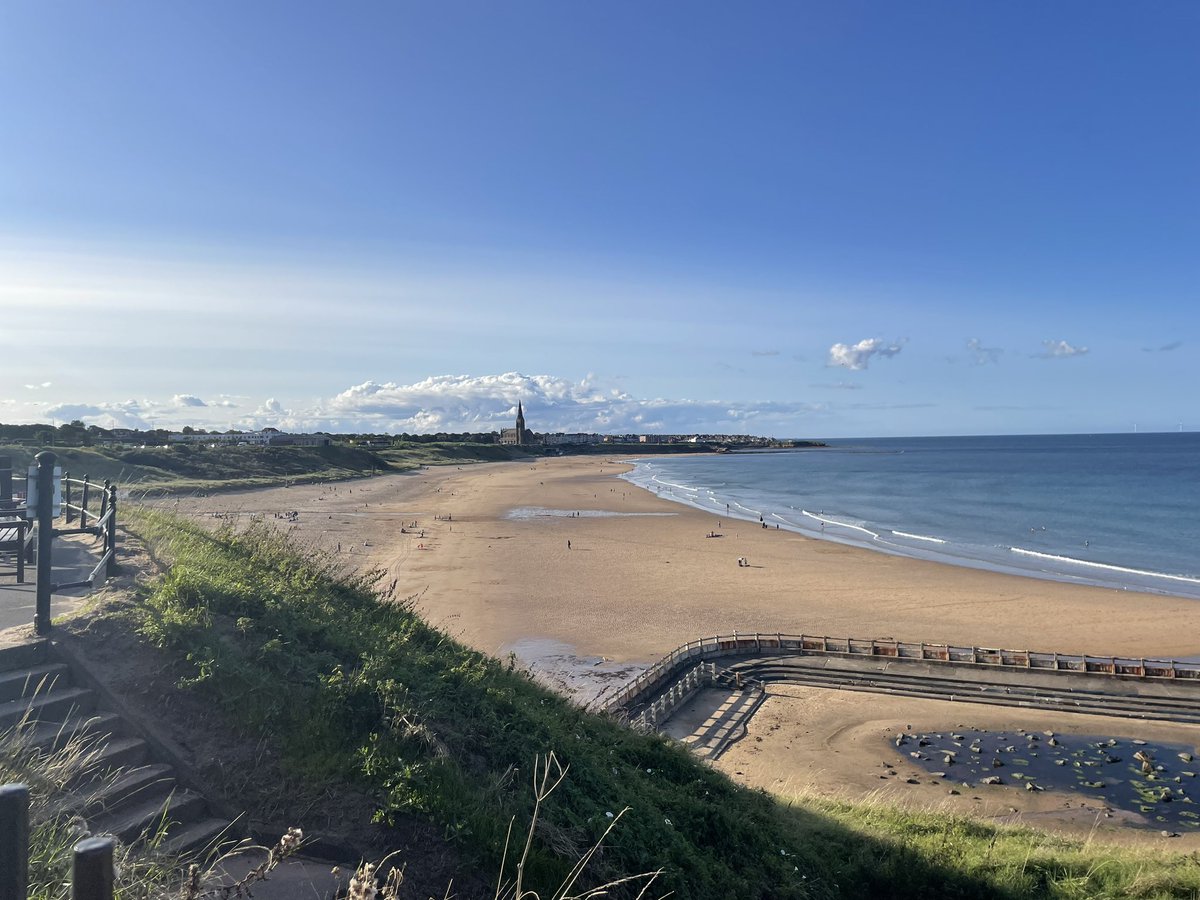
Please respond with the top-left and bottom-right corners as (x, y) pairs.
(375, 441), (542, 467)
(112, 508), (1200, 899)
(2, 443), (395, 494)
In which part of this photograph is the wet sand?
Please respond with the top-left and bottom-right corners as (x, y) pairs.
(702, 684), (1200, 845)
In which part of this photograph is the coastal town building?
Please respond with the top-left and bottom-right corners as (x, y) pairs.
(499, 402), (537, 445)
(542, 432), (602, 446)
(167, 429), (332, 447)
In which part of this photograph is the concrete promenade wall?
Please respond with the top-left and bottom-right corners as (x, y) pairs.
(606, 632), (1200, 719)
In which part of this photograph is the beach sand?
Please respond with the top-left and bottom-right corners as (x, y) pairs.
(164, 455), (1200, 840)
(669, 684), (1200, 844)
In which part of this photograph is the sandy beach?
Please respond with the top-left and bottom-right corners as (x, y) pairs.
(169, 456), (1200, 662)
(164, 455), (1200, 840)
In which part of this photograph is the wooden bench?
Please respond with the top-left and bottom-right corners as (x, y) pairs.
(0, 517), (29, 582)
(0, 456), (29, 582)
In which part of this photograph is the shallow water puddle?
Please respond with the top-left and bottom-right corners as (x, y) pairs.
(504, 637), (646, 705)
(895, 729), (1200, 830)
(505, 506), (677, 520)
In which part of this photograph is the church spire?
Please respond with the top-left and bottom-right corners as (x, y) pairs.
(515, 401), (526, 442)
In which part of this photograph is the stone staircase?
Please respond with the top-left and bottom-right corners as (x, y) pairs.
(0, 639), (235, 858)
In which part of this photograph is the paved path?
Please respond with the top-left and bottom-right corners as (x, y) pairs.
(0, 533), (103, 633)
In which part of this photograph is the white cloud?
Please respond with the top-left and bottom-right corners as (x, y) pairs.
(827, 338), (905, 370)
(1037, 339), (1089, 359)
(18, 374), (832, 436)
(42, 400), (154, 430)
(23, 382), (52, 390)
(966, 338), (1003, 365)
(227, 373), (826, 435)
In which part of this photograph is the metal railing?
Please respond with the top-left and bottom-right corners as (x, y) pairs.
(1, 452), (120, 634)
(56, 470), (119, 592)
(605, 631), (1200, 714)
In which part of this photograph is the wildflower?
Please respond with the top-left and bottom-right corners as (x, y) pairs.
(279, 827), (304, 855)
(605, 811), (614, 819)
(348, 861), (378, 900)
(664, 818), (673, 826)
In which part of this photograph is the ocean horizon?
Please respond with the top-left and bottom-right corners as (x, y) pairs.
(622, 432), (1200, 601)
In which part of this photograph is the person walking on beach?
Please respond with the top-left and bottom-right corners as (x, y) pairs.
(567, 540), (571, 550)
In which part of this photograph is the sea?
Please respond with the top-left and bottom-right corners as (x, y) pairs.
(621, 432), (1200, 600)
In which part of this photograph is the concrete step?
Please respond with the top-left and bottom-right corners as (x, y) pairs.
(0, 645), (244, 873)
(72, 736), (151, 782)
(73, 764), (177, 819)
(23, 711), (126, 753)
(741, 669), (1200, 724)
(207, 853), (349, 900)
(0, 684), (94, 729)
(98, 788), (208, 846)
(160, 817), (240, 861)
(0, 662), (72, 702)
(0, 640), (48, 674)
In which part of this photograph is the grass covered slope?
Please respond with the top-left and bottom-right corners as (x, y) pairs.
(1, 443), (394, 494)
(118, 509), (1200, 899)
(4, 440), (557, 496)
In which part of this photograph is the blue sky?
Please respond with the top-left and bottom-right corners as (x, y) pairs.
(1, 2), (1196, 437)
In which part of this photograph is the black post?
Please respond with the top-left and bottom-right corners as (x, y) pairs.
(63, 471), (72, 524)
(0, 783), (29, 900)
(71, 836), (114, 900)
(34, 451), (55, 637)
(105, 485), (117, 578)
(0, 455), (12, 512)
(14, 522), (23, 584)
(79, 476), (90, 529)
(97, 479), (109, 529)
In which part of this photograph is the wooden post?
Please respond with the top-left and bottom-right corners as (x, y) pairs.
(105, 485), (117, 577)
(72, 836), (115, 900)
(0, 784), (29, 900)
(34, 451), (56, 636)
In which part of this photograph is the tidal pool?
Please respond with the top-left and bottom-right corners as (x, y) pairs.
(896, 728), (1200, 830)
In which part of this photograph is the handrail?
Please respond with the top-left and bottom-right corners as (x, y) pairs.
(605, 631), (1200, 712)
